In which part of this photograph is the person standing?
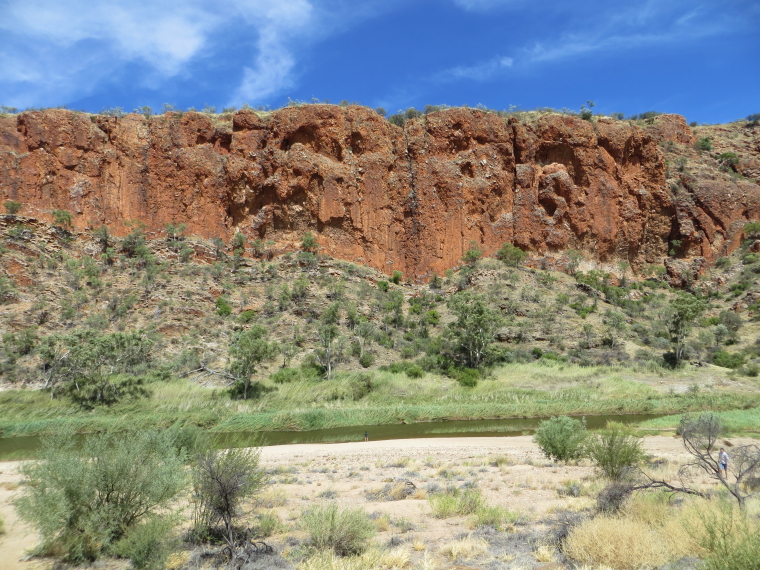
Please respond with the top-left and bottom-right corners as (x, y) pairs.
(718, 447), (729, 479)
(364, 431), (368, 442)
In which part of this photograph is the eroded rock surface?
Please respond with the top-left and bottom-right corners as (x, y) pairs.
(1, 107), (758, 278)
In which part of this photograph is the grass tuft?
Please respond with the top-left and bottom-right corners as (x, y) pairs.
(441, 536), (488, 561)
(297, 547), (411, 570)
(301, 502), (375, 556)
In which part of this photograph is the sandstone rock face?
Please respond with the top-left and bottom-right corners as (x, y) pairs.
(1, 107), (758, 279)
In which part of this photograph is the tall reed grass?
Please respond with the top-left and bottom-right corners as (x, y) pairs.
(0, 362), (757, 437)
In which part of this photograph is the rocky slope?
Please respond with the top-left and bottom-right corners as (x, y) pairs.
(1, 107), (758, 279)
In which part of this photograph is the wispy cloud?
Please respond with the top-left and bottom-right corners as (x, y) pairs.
(452, 0), (522, 12)
(431, 0), (736, 89)
(435, 56), (513, 82)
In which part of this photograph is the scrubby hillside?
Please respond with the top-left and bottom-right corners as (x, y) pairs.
(1, 207), (760, 437)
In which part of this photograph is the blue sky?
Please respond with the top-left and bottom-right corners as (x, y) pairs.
(1, 0), (758, 123)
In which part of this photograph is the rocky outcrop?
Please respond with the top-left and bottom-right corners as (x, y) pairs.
(1, 107), (759, 279)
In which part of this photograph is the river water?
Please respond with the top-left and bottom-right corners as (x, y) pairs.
(0, 413), (664, 460)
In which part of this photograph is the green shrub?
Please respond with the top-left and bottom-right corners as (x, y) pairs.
(301, 231), (318, 253)
(429, 488), (485, 518)
(301, 502), (375, 556)
(52, 209), (73, 230)
(495, 242), (527, 267)
(745, 221), (760, 240)
(121, 224), (149, 258)
(270, 367), (301, 384)
(359, 353), (375, 368)
(215, 297), (232, 316)
(742, 363), (760, 378)
(377, 280), (389, 292)
(238, 309), (256, 323)
(4, 200), (21, 215)
(587, 423), (644, 480)
(712, 350), (746, 369)
(405, 364), (424, 378)
(390, 270), (402, 284)
(388, 113), (405, 127)
(454, 368), (479, 387)
(715, 257), (732, 269)
(111, 516), (175, 570)
(697, 500), (760, 570)
(473, 505), (519, 530)
(254, 510), (286, 538)
(533, 416), (589, 462)
(385, 361), (410, 374)
(38, 330), (152, 406)
(718, 152), (740, 171)
(14, 430), (186, 562)
(696, 137), (713, 151)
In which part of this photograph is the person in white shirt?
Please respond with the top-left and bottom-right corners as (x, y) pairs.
(718, 447), (729, 479)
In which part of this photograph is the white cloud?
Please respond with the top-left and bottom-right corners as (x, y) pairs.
(0, 0), (315, 107)
(230, 0), (313, 104)
(1, 1), (216, 75)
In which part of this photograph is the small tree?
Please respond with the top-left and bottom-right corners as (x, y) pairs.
(462, 242), (483, 267)
(14, 430), (186, 562)
(191, 445), (266, 548)
(445, 291), (502, 368)
(355, 321), (375, 359)
(314, 323), (341, 380)
(4, 200), (22, 215)
(301, 231), (319, 253)
(565, 250), (584, 275)
(122, 222), (149, 258)
(667, 293), (706, 366)
(587, 423), (644, 480)
(232, 232), (245, 256)
(717, 152), (740, 172)
(52, 209), (73, 231)
(534, 416), (589, 462)
(164, 222), (186, 245)
(495, 242), (527, 267)
(251, 238), (265, 258)
(92, 224), (110, 253)
(228, 325), (278, 399)
(41, 330), (153, 405)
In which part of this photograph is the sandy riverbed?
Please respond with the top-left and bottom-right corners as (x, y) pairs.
(0, 435), (746, 570)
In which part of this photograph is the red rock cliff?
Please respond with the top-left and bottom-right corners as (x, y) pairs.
(1, 106), (758, 278)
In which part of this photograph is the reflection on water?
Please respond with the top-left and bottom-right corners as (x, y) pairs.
(0, 413), (663, 460)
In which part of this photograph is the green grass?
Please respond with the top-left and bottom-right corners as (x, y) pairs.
(0, 361), (757, 438)
(639, 405), (760, 436)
